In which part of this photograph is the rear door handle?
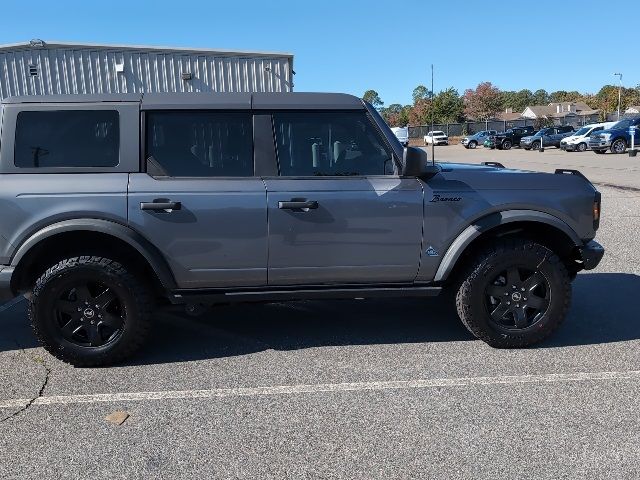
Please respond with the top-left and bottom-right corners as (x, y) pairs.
(140, 199), (182, 212)
(278, 200), (319, 211)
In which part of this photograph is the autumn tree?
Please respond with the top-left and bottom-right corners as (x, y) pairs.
(362, 90), (384, 109)
(463, 82), (502, 121)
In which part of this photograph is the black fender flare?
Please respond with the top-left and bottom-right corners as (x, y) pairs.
(10, 218), (176, 289)
(433, 210), (582, 282)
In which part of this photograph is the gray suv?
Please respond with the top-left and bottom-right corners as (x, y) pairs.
(0, 93), (604, 366)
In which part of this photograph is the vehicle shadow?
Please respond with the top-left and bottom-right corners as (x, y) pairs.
(540, 272), (640, 348)
(0, 273), (638, 363)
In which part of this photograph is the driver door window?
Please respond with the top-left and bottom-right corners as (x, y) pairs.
(272, 111), (395, 176)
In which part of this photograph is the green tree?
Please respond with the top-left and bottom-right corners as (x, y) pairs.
(533, 89), (550, 105)
(362, 90), (384, 109)
(433, 87), (464, 123)
(512, 89), (534, 112)
(463, 82), (502, 121)
(412, 85), (431, 104)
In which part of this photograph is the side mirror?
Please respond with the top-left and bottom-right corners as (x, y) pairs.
(402, 147), (440, 177)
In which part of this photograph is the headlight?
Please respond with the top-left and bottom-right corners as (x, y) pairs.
(601, 133), (612, 141)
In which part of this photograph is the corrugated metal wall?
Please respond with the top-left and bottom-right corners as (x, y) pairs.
(0, 45), (293, 99)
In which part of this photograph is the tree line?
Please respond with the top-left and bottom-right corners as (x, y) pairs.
(363, 82), (640, 127)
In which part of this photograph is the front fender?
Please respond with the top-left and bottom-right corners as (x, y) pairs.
(432, 210), (582, 283)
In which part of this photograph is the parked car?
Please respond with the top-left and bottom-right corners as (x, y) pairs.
(461, 130), (497, 149)
(485, 126), (535, 150)
(0, 92), (604, 366)
(391, 126), (409, 147)
(589, 116), (640, 154)
(423, 131), (449, 145)
(560, 123), (616, 152)
(521, 126), (575, 150)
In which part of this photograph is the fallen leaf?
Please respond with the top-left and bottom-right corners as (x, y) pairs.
(105, 411), (130, 425)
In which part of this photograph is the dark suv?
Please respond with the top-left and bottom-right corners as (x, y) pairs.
(0, 93), (604, 366)
(520, 126), (575, 150)
(485, 126), (536, 150)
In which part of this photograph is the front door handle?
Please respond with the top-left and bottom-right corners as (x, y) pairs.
(140, 199), (182, 212)
(278, 200), (319, 211)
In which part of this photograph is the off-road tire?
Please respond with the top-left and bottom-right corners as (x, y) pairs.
(502, 140), (512, 150)
(455, 240), (571, 348)
(29, 256), (154, 367)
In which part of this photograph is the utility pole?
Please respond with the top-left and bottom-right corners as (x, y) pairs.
(614, 73), (623, 120)
(431, 64), (435, 162)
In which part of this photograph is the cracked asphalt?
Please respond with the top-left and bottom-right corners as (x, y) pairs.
(1, 147), (639, 479)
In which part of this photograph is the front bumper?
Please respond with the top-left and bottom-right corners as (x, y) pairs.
(589, 140), (611, 150)
(561, 143), (577, 151)
(579, 240), (605, 270)
(0, 266), (15, 301)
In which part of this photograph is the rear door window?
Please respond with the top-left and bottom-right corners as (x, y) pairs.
(14, 110), (119, 168)
(145, 111), (253, 177)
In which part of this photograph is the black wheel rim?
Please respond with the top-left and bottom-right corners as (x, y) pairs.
(484, 266), (550, 331)
(53, 280), (126, 347)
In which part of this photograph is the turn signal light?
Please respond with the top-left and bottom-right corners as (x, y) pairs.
(593, 192), (601, 230)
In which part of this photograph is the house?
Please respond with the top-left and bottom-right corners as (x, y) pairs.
(521, 102), (599, 126)
(495, 108), (523, 122)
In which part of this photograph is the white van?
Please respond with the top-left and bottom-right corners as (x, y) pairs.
(560, 122), (616, 152)
(391, 126), (409, 147)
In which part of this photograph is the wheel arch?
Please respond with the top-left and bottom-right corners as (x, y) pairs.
(10, 219), (176, 295)
(434, 210), (582, 283)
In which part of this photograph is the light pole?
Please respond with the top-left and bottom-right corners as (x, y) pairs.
(614, 73), (623, 120)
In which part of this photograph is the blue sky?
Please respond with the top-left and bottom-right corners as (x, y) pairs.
(1, 0), (637, 105)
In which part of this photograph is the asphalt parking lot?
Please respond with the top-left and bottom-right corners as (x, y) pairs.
(1, 146), (639, 479)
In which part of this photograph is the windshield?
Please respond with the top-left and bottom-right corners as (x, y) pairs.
(574, 127), (590, 136)
(610, 118), (639, 129)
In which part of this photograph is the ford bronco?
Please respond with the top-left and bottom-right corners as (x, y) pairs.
(0, 93), (604, 366)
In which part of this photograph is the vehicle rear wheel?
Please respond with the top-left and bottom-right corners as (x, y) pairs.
(611, 138), (626, 154)
(455, 239), (571, 348)
(29, 256), (154, 367)
(576, 142), (587, 152)
(502, 140), (512, 150)
(468, 140), (477, 149)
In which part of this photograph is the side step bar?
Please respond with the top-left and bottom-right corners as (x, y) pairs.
(169, 285), (442, 305)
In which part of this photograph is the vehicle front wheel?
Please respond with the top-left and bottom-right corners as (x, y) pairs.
(532, 141), (541, 150)
(29, 256), (154, 367)
(576, 142), (587, 152)
(502, 140), (512, 150)
(468, 140), (477, 149)
(611, 138), (626, 154)
(455, 240), (571, 348)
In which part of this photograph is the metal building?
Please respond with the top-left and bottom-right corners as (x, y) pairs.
(0, 39), (294, 100)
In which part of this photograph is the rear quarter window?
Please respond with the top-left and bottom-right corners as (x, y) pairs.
(14, 110), (119, 168)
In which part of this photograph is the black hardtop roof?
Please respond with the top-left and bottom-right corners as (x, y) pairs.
(2, 92), (364, 110)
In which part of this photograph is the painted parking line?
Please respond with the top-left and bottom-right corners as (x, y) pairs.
(2, 369), (640, 409)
